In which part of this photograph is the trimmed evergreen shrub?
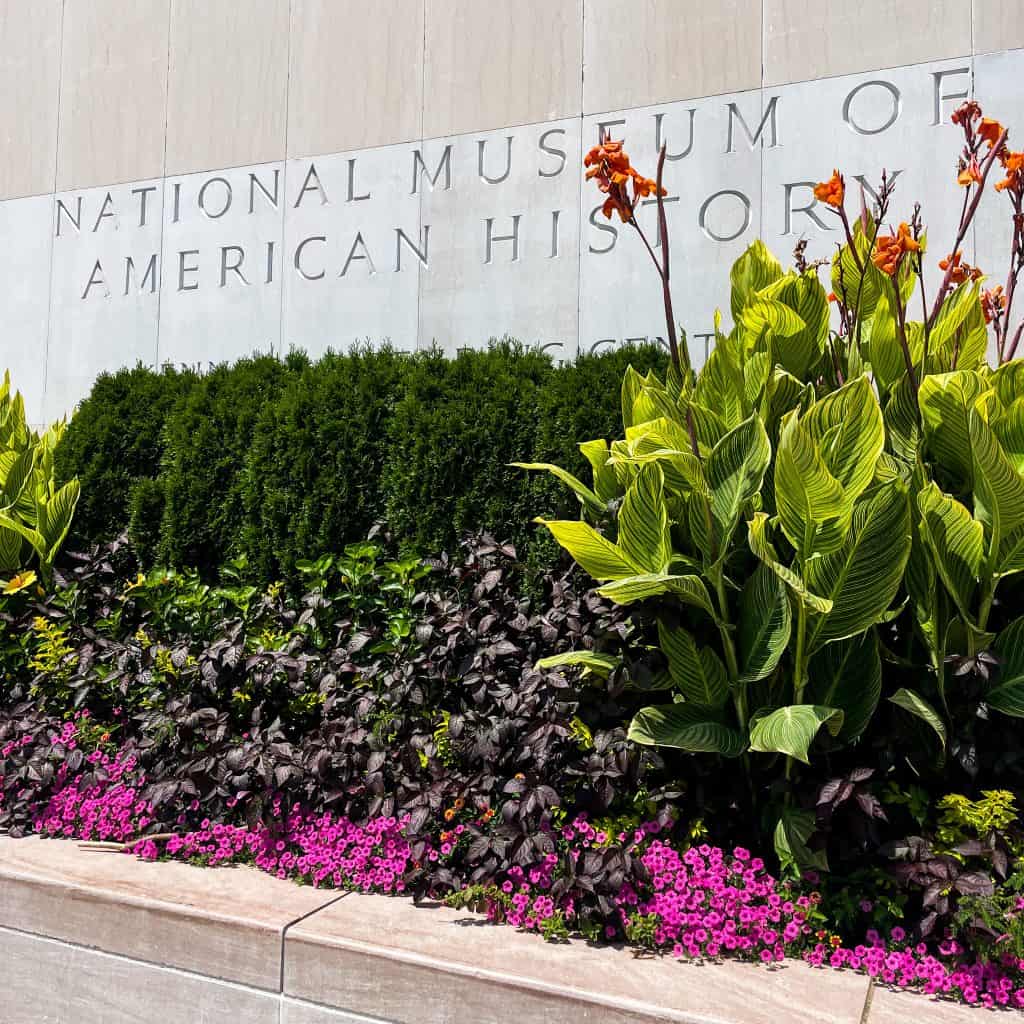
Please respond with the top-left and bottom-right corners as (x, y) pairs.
(157, 352), (305, 569)
(54, 364), (196, 546)
(239, 347), (407, 580)
(54, 343), (665, 578)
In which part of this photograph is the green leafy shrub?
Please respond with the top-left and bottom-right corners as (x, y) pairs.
(54, 364), (195, 546)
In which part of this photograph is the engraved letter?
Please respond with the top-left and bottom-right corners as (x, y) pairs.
(249, 170), (280, 213)
(783, 182), (831, 235)
(81, 260), (108, 300)
(698, 189), (752, 242)
(595, 119), (626, 142)
(56, 197), (82, 237)
(133, 186), (157, 227)
(933, 68), (969, 125)
(124, 253), (159, 295)
(220, 245), (249, 286)
(172, 182), (182, 223)
(340, 232), (376, 276)
(549, 210), (561, 259)
(485, 216), (521, 263)
(294, 163), (329, 208)
(655, 110), (696, 160)
(265, 241), (276, 284)
(294, 236), (327, 280)
(395, 227), (430, 271)
(727, 96), (778, 152)
(178, 250), (200, 292)
(843, 80), (901, 135)
(538, 129), (567, 177)
(587, 205), (617, 254)
(93, 192), (116, 232)
(478, 137), (513, 184)
(199, 177), (232, 219)
(411, 146), (453, 194)
(347, 159), (370, 202)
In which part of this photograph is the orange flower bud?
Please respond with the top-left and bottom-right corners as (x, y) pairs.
(813, 170), (845, 209)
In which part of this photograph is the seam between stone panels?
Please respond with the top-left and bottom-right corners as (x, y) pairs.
(278, 891), (350, 995)
(277, 0), (295, 356)
(858, 977), (876, 1024)
(415, 0), (427, 351)
(279, 994), (393, 1024)
(154, 0), (174, 369)
(42, 0), (68, 414)
(0, 922), (280, 996)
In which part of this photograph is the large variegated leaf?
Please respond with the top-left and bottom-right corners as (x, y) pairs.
(804, 482), (911, 650)
(884, 376), (921, 467)
(658, 622), (729, 709)
(762, 272), (829, 381)
(993, 360), (1024, 407)
(775, 807), (828, 874)
(621, 366), (647, 430)
(628, 703), (746, 757)
(774, 412), (851, 558)
(695, 339), (746, 430)
(748, 705), (844, 764)
(738, 563), (791, 682)
(918, 371), (988, 488)
(37, 480), (81, 566)
(831, 218), (884, 321)
(691, 415), (771, 565)
(988, 617), (1024, 717)
(806, 633), (881, 741)
(578, 439), (622, 504)
(512, 462), (605, 516)
(618, 464), (671, 573)
(632, 385), (680, 429)
(930, 283), (983, 359)
(916, 482), (983, 622)
(730, 239), (783, 321)
(889, 688), (947, 749)
(864, 290), (911, 391)
(597, 573), (714, 614)
(992, 398), (1024, 476)
(969, 409), (1024, 569)
(747, 513), (833, 613)
(802, 376), (885, 503)
(0, 526), (22, 572)
(538, 520), (639, 580)
(739, 297), (806, 341)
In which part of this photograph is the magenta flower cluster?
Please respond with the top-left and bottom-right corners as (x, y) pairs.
(131, 798), (426, 895)
(805, 933), (1024, 1008)
(9, 724), (1024, 1010)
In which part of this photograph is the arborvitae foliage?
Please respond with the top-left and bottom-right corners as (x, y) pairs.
(54, 364), (197, 546)
(55, 343), (665, 578)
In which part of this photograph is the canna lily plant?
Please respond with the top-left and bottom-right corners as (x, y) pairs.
(519, 99), (1024, 871)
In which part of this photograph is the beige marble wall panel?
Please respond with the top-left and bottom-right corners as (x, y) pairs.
(583, 1), (761, 114)
(165, 0), (290, 176)
(423, 0), (583, 138)
(0, 0), (62, 200)
(287, 0), (425, 157)
(764, 0), (971, 85)
(56, 0), (171, 191)
(974, 0), (1024, 54)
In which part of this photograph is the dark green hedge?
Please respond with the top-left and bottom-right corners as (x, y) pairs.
(56, 342), (666, 578)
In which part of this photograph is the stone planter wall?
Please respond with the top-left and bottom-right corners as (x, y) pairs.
(0, 836), (982, 1023)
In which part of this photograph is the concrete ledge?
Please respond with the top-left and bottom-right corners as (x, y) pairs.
(0, 836), (988, 1023)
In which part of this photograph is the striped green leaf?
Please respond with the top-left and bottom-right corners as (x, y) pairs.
(738, 563), (791, 683)
(747, 513), (833, 614)
(918, 371), (988, 488)
(917, 482), (983, 623)
(535, 651), (621, 679)
(806, 633), (882, 741)
(628, 703), (746, 757)
(805, 482), (911, 650)
(538, 520), (639, 580)
(658, 622), (729, 710)
(969, 409), (1024, 571)
(748, 705), (844, 765)
(512, 462), (605, 516)
(618, 464), (671, 573)
(988, 617), (1024, 717)
(597, 573), (714, 614)
(889, 688), (947, 749)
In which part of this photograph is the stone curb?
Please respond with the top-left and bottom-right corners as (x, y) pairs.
(0, 836), (990, 1023)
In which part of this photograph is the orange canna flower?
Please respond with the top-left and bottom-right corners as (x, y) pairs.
(982, 285), (1007, 323)
(872, 223), (920, 276)
(958, 157), (983, 187)
(978, 118), (1005, 148)
(939, 250), (983, 285)
(951, 100), (982, 127)
(584, 133), (667, 222)
(995, 150), (1024, 193)
(813, 170), (845, 209)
